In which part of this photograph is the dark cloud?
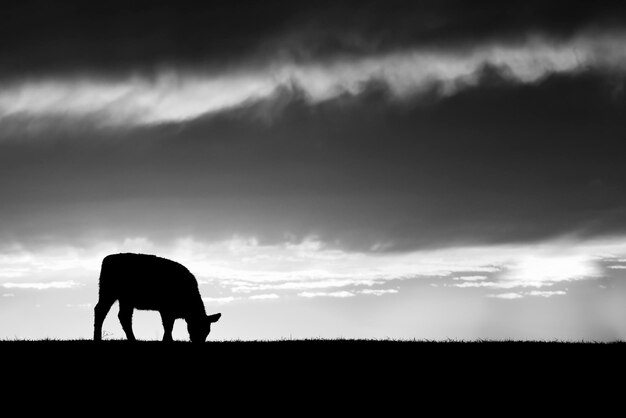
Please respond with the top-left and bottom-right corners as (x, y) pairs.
(1, 68), (625, 252)
(1, 0), (625, 79)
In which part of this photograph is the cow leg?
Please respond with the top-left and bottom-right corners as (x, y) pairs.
(161, 312), (175, 342)
(93, 298), (115, 341)
(118, 302), (136, 341)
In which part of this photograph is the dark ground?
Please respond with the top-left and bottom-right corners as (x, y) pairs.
(2, 339), (623, 412)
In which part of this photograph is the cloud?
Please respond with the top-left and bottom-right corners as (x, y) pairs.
(503, 254), (601, 284)
(453, 276), (488, 281)
(138, 236), (615, 294)
(525, 290), (567, 298)
(0, 235), (622, 299)
(487, 290), (568, 299)
(1, 280), (82, 290)
(4, 1), (626, 77)
(487, 293), (524, 300)
(1, 31), (625, 132)
(451, 282), (505, 289)
(451, 281), (547, 290)
(1, 64), (626, 254)
(231, 279), (383, 293)
(2, 293), (15, 297)
(202, 296), (238, 304)
(249, 294), (280, 300)
(298, 291), (355, 298)
(442, 242), (616, 299)
(359, 289), (398, 296)
(298, 289), (397, 297)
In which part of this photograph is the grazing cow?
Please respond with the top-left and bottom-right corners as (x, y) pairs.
(93, 253), (221, 343)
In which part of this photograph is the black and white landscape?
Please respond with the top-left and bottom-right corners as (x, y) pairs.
(1, 0), (626, 342)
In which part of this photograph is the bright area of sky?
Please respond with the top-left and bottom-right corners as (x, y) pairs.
(2, 236), (626, 341)
(2, 1), (626, 340)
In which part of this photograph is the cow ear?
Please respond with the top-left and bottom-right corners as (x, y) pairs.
(207, 313), (221, 323)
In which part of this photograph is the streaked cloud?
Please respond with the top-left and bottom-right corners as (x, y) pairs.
(1, 31), (625, 133)
(249, 294), (280, 300)
(359, 289), (398, 296)
(445, 241), (609, 297)
(0, 235), (623, 301)
(453, 275), (488, 281)
(202, 296), (239, 304)
(525, 290), (567, 298)
(2, 280), (82, 290)
(487, 290), (567, 299)
(231, 279), (383, 293)
(298, 291), (355, 298)
(487, 293), (524, 300)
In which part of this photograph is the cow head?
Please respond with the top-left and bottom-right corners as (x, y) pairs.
(188, 313), (222, 343)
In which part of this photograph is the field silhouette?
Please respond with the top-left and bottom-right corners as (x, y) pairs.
(2, 338), (623, 411)
(4, 338), (624, 374)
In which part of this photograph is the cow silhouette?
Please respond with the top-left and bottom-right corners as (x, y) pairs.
(93, 253), (221, 343)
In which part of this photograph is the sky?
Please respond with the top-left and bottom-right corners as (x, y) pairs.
(2, 0), (626, 341)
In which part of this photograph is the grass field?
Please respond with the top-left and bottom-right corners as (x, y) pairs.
(2, 338), (623, 408)
(3, 338), (624, 374)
